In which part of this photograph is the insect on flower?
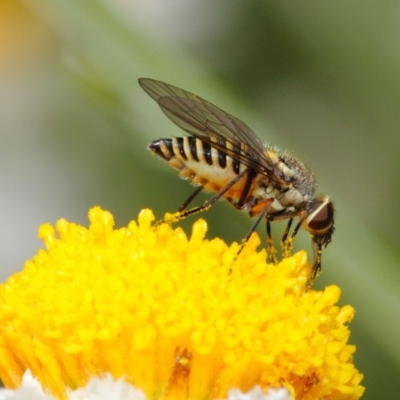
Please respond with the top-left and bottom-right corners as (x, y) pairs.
(139, 78), (335, 284)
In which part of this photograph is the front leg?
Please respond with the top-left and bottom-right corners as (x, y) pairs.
(266, 220), (278, 265)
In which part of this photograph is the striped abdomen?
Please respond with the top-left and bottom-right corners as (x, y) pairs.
(148, 136), (265, 208)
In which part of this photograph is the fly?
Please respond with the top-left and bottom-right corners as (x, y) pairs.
(139, 78), (335, 285)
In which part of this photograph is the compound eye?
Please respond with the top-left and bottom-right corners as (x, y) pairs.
(306, 200), (334, 234)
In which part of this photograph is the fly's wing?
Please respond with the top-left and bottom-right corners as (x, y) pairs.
(139, 78), (282, 179)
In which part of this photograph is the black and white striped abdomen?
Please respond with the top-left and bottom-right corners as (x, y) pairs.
(148, 136), (250, 192)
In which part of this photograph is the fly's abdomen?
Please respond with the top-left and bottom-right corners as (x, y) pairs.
(149, 137), (249, 195)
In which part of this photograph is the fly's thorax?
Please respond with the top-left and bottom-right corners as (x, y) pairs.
(270, 149), (316, 199)
(278, 188), (308, 208)
(250, 174), (278, 197)
(266, 150), (296, 180)
(248, 175), (306, 215)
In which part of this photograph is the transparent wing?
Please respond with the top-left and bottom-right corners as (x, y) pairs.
(139, 78), (280, 177)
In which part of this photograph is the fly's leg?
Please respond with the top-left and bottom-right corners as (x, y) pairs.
(237, 198), (274, 257)
(266, 221), (278, 264)
(281, 218), (293, 244)
(281, 218), (302, 258)
(178, 186), (203, 212)
(307, 239), (323, 287)
(156, 168), (250, 226)
(281, 218), (293, 258)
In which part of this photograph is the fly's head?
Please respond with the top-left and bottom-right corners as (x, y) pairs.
(303, 195), (335, 282)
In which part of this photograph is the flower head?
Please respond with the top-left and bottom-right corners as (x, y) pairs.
(0, 207), (364, 399)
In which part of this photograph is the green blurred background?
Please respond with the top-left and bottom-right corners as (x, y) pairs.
(1, 1), (399, 398)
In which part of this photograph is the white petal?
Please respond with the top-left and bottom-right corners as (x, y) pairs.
(68, 374), (146, 400)
(0, 371), (146, 400)
(0, 370), (54, 400)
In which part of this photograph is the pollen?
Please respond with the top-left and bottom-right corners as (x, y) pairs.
(0, 207), (364, 400)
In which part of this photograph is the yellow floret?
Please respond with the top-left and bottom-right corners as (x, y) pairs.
(0, 207), (364, 399)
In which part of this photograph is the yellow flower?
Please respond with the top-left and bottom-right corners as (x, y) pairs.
(0, 207), (364, 400)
